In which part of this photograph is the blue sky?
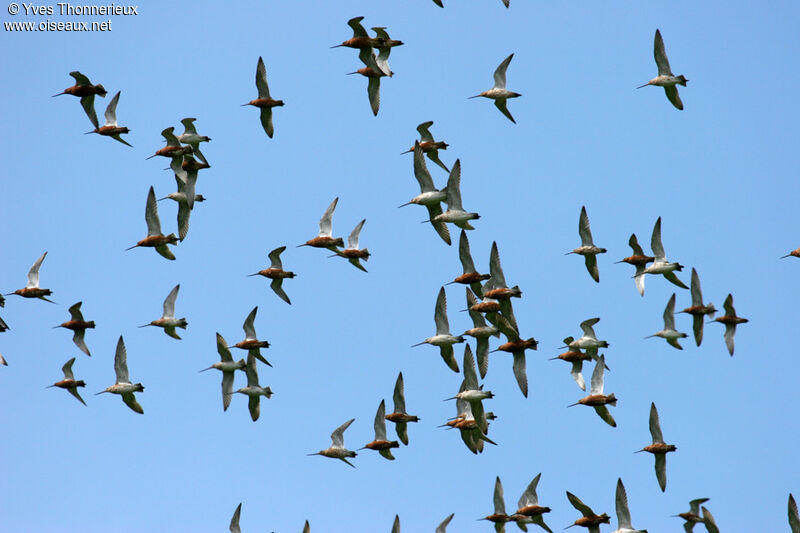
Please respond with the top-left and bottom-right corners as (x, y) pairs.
(1, 1), (799, 531)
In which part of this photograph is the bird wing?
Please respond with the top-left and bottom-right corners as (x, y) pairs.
(649, 402), (665, 443)
(476, 337), (490, 380)
(512, 351), (528, 397)
(566, 492), (595, 517)
(462, 344), (478, 390)
(72, 329), (90, 356)
(229, 503), (242, 533)
(594, 405), (616, 427)
(664, 85), (684, 110)
(589, 356), (605, 395)
(653, 29), (674, 76)
(459, 230), (478, 274)
(242, 306), (258, 340)
(373, 399), (387, 440)
(162, 284), (180, 318)
(155, 244), (176, 261)
(145, 186), (163, 236)
(443, 159), (464, 211)
(650, 217), (665, 260)
(177, 202), (191, 242)
(489, 241), (508, 288)
(392, 372), (406, 413)
(690, 268), (702, 306)
(216, 332), (233, 362)
(248, 395), (260, 421)
(417, 121), (435, 143)
(222, 371), (234, 411)
(494, 477), (507, 515)
(578, 206), (594, 246)
(268, 246), (286, 270)
(494, 99), (516, 124)
(318, 197), (338, 237)
(493, 53), (514, 89)
(270, 278), (291, 305)
(69, 387), (87, 406)
(629, 233), (645, 256)
(436, 513), (455, 533)
(579, 318), (600, 339)
(655, 453), (667, 491)
(347, 219), (366, 250)
(615, 478), (633, 529)
(122, 392), (143, 414)
(68, 301), (84, 322)
(426, 204), (451, 245)
(245, 353), (259, 388)
(440, 344), (459, 373)
(518, 473), (542, 508)
(570, 361), (586, 391)
(723, 293), (736, 316)
(584, 255), (600, 283)
(70, 71), (92, 85)
(413, 142), (436, 192)
(347, 15), (368, 38)
(663, 293), (677, 330)
(26, 251), (47, 288)
(80, 95), (99, 129)
(161, 126), (180, 147)
(331, 418), (355, 448)
(367, 77), (381, 116)
(434, 287), (450, 335)
(723, 324), (736, 356)
(103, 91), (121, 126)
(255, 56), (271, 99)
(663, 270), (688, 289)
(259, 108), (274, 138)
(114, 336), (130, 383)
(180, 117), (198, 135)
(62, 357), (76, 380)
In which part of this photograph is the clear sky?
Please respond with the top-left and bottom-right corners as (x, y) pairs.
(1, 1), (799, 531)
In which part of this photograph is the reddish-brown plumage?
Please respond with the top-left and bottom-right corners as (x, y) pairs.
(255, 268), (295, 280)
(14, 288), (53, 298)
(96, 125), (130, 136)
(52, 379), (86, 389)
(247, 98), (284, 108)
(59, 320), (96, 331)
(414, 140), (449, 153)
(678, 512), (704, 523)
(681, 305), (715, 316)
(135, 235), (179, 248)
(152, 145), (192, 159)
(353, 67), (383, 78)
(452, 272), (490, 285)
(484, 287), (522, 300)
(234, 339), (270, 350)
(642, 443), (677, 454)
(471, 301), (501, 313)
(454, 418), (478, 430)
(385, 412), (419, 423)
(363, 439), (400, 451)
(340, 249), (370, 259)
(555, 350), (591, 363)
(484, 514), (512, 524)
(574, 514), (610, 527)
(619, 255), (654, 266)
(578, 394), (615, 407)
(338, 36), (382, 49)
(516, 505), (551, 517)
(61, 84), (107, 97)
(496, 339), (537, 352)
(789, 249), (800, 258)
(305, 236), (344, 248)
(183, 159), (210, 171)
(714, 315), (749, 326)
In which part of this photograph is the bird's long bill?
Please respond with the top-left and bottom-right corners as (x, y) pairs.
(443, 396), (457, 401)
(45, 385), (56, 389)
(306, 452), (321, 456)
(296, 243), (309, 248)
(198, 366), (214, 373)
(566, 401), (580, 408)
(84, 130), (95, 135)
(94, 390), (108, 395)
(410, 341), (427, 347)
(643, 335), (656, 339)
(397, 201), (413, 208)
(124, 244), (139, 251)
(145, 154), (158, 160)
(613, 260), (626, 264)
(157, 196), (169, 202)
(246, 273), (261, 277)
(467, 94), (482, 99)
(138, 324), (151, 328)
(636, 83), (649, 89)
(420, 219), (435, 224)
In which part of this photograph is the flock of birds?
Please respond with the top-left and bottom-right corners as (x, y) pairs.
(2, 8), (799, 533)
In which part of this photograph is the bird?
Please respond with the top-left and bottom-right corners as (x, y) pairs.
(199, 333), (246, 411)
(359, 399), (400, 460)
(54, 301), (95, 356)
(563, 317), (609, 359)
(789, 494), (799, 533)
(565, 491), (611, 533)
(490, 315), (537, 398)
(646, 293), (688, 350)
(447, 230), (489, 296)
(332, 16), (383, 49)
(84, 90), (132, 147)
(402, 121), (449, 173)
(6, 251), (55, 303)
(330, 219), (370, 272)
(231, 306), (272, 366)
(431, 159), (480, 230)
(463, 288), (500, 379)
(46, 357), (87, 406)
(384, 372), (419, 445)
(638, 29), (688, 110)
(0, 352), (7, 366)
(391, 515), (400, 533)
(308, 418), (357, 467)
(176, 117), (210, 163)
(242, 56), (284, 138)
(638, 217), (688, 290)
(673, 498), (709, 533)
(615, 233), (654, 296)
(146, 126), (193, 161)
(514, 473), (553, 533)
(480, 477), (518, 533)
(299, 197), (344, 249)
(399, 142), (450, 245)
(445, 344), (493, 434)
(303, 520), (310, 533)
(371, 27), (402, 77)
(233, 352), (273, 422)
(53, 71), (107, 128)
(436, 514), (454, 533)
(248, 246), (295, 305)
(158, 171), (202, 241)
(636, 402), (677, 492)
(483, 241), (522, 315)
(679, 268), (716, 346)
(139, 284), (188, 340)
(610, 478), (647, 533)
(229, 502), (242, 533)
(568, 355), (617, 427)
(95, 336), (144, 414)
(348, 46), (386, 116)
(411, 286), (464, 373)
(125, 186), (179, 260)
(469, 53), (521, 123)
(701, 507), (720, 533)
(549, 348), (594, 391)
(709, 293), (748, 356)
(445, 380), (497, 454)
(566, 206), (606, 283)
